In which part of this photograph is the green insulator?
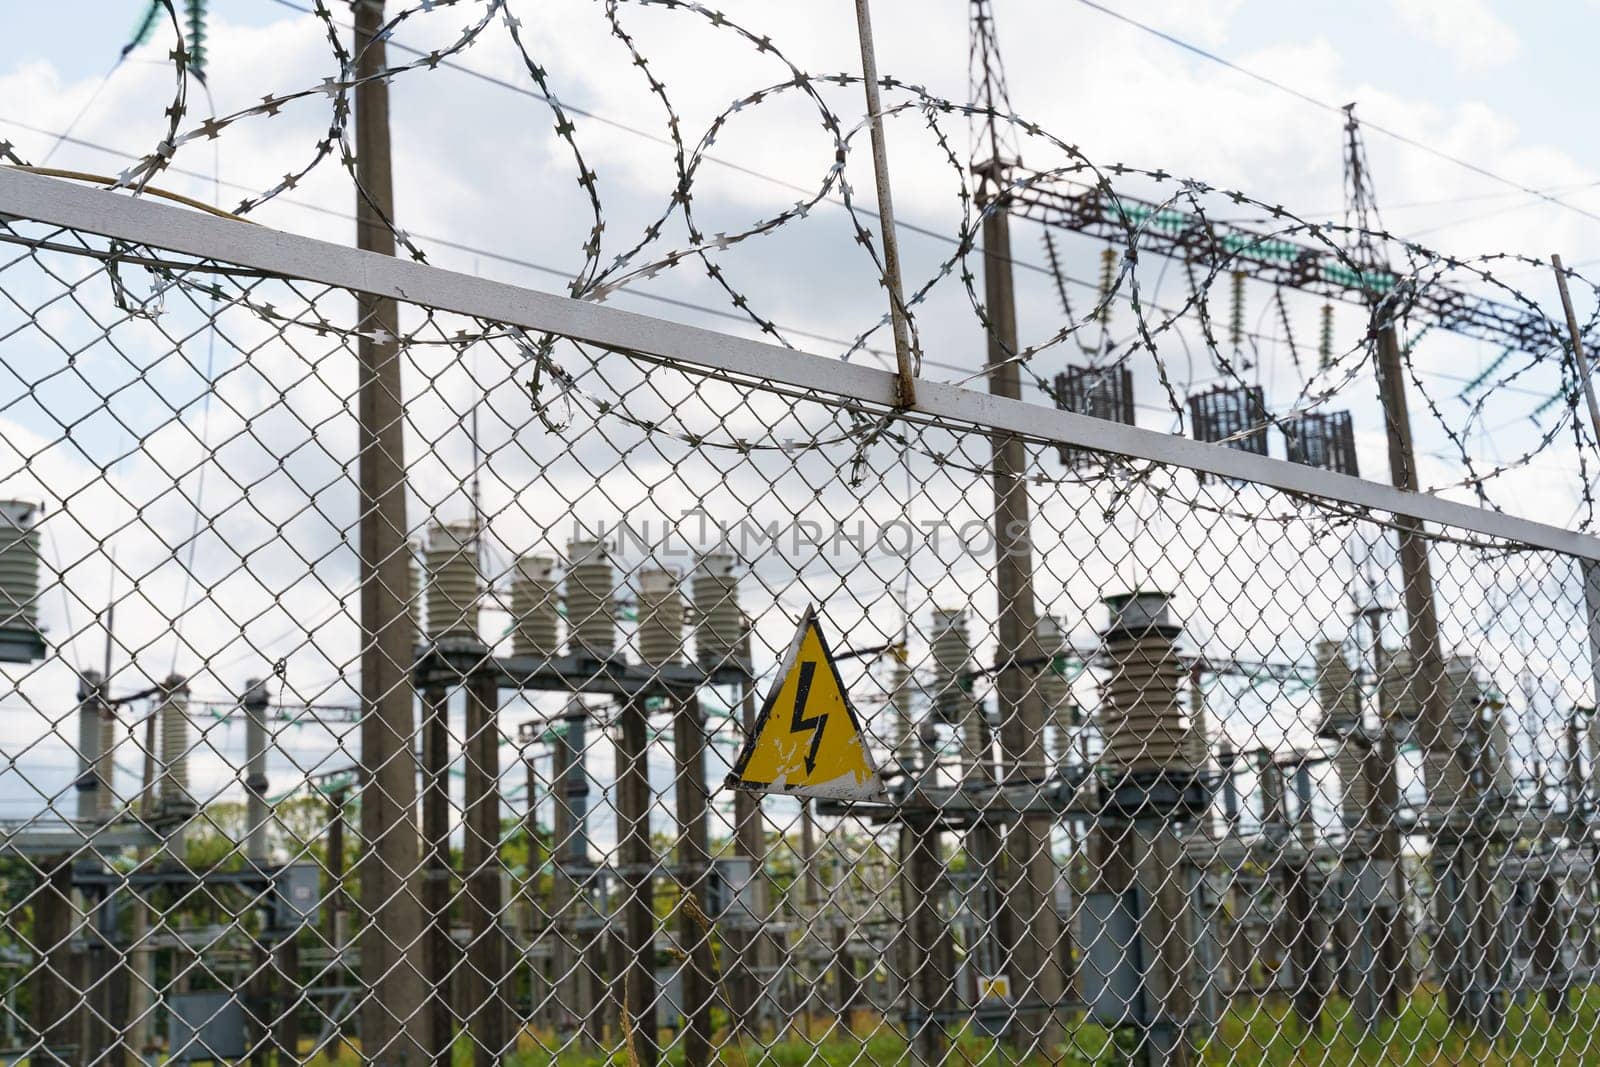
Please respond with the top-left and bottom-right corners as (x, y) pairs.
(1097, 246), (1117, 326)
(1318, 304), (1334, 370)
(185, 0), (207, 80)
(1228, 270), (1246, 351)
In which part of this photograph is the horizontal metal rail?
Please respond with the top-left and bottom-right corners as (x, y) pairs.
(4, 166), (1597, 560)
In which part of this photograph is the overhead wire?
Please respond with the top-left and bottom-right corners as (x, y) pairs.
(1069, 0), (1600, 226)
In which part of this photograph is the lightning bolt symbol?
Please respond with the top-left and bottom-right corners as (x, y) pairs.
(788, 660), (827, 775)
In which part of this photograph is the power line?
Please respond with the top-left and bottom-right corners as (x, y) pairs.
(1, 119), (1555, 417)
(1069, 0), (1600, 226)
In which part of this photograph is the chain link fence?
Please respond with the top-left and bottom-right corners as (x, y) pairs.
(3, 175), (1600, 1066)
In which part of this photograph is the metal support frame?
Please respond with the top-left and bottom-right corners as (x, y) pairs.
(1006, 174), (1587, 355)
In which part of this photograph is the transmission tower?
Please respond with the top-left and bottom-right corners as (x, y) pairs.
(968, 0), (1020, 185)
(1341, 104), (1389, 275)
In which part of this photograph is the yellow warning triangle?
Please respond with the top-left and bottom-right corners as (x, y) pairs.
(728, 607), (885, 801)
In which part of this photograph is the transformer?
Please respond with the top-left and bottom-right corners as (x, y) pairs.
(1187, 384), (1269, 457)
(1053, 364), (1135, 469)
(1283, 411), (1359, 476)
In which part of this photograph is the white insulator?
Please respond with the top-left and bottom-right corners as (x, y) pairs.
(1484, 707), (1514, 798)
(158, 674), (193, 812)
(97, 712), (118, 816)
(1035, 617), (1079, 762)
(1589, 712), (1600, 800)
(1378, 649), (1419, 723)
(1422, 744), (1467, 821)
(510, 555), (561, 657)
(1186, 669), (1210, 770)
(1439, 656), (1486, 814)
(691, 553), (741, 668)
(1035, 614), (1068, 710)
(1099, 592), (1189, 773)
(424, 521), (481, 643)
(888, 657), (916, 767)
(1443, 655), (1482, 721)
(565, 538), (616, 658)
(1415, 654), (1477, 820)
(929, 608), (971, 725)
(1315, 639), (1360, 733)
(406, 544), (422, 646)
(637, 568), (684, 667)
(1335, 739), (1370, 828)
(0, 500), (41, 631)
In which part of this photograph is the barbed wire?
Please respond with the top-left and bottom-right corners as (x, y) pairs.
(7, 0), (1598, 532)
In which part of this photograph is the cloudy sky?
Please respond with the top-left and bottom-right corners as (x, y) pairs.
(0, 2), (1595, 841)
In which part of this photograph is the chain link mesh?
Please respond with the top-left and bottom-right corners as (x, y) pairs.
(2, 211), (1599, 1067)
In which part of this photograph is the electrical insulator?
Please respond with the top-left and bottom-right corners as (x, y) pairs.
(1484, 707), (1514, 798)
(1378, 648), (1419, 723)
(565, 538), (616, 659)
(888, 655), (916, 770)
(636, 568), (684, 668)
(1186, 667), (1210, 770)
(405, 542), (422, 646)
(1315, 639), (1360, 734)
(1318, 304), (1335, 370)
(1335, 740), (1369, 829)
(1098, 591), (1190, 773)
(158, 673), (194, 814)
(0, 500), (44, 663)
(1097, 246), (1117, 327)
(1229, 269), (1247, 352)
(691, 553), (742, 668)
(1443, 654), (1483, 721)
(1418, 654), (1482, 821)
(510, 555), (561, 658)
(1035, 615), (1075, 761)
(424, 521), (481, 644)
(929, 608), (971, 725)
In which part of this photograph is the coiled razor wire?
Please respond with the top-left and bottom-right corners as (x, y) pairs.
(8, 0), (1599, 531)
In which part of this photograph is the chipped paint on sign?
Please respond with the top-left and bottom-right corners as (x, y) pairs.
(727, 606), (885, 801)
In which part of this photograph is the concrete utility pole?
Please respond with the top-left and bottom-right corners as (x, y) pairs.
(1373, 322), (1492, 1029)
(351, 2), (430, 1061)
(1344, 109), (1448, 778)
(977, 163), (1066, 1051)
(463, 671), (509, 1065)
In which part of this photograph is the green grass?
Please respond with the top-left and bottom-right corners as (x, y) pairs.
(496, 988), (1600, 1067)
(140, 987), (1578, 1066)
(17, 989), (1587, 1066)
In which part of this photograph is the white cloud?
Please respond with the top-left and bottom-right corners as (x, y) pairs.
(0, 0), (1595, 810)
(1396, 0), (1520, 70)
